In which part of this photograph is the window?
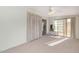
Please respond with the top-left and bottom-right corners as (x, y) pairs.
(54, 18), (71, 37)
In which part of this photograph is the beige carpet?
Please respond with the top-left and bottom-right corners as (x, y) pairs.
(2, 35), (79, 53)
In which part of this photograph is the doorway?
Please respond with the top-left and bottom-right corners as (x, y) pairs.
(42, 19), (47, 35)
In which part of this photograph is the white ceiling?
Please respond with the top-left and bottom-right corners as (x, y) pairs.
(27, 6), (49, 17)
(51, 6), (79, 16)
(27, 6), (79, 17)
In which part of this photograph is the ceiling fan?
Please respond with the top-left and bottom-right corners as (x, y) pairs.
(48, 6), (56, 16)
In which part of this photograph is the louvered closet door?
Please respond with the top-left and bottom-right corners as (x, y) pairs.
(38, 16), (40, 38)
(31, 14), (36, 40)
(34, 15), (37, 39)
(35, 15), (38, 39)
(27, 12), (42, 41)
(40, 17), (42, 37)
(39, 16), (42, 37)
(27, 12), (32, 41)
(37, 16), (40, 38)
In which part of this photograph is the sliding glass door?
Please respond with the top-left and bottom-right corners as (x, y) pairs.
(54, 18), (71, 37)
(54, 19), (64, 36)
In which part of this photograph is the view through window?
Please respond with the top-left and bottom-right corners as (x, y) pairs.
(54, 19), (71, 37)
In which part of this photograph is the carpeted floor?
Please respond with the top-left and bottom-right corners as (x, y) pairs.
(2, 35), (79, 53)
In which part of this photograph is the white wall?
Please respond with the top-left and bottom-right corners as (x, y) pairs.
(0, 6), (48, 52)
(0, 7), (27, 52)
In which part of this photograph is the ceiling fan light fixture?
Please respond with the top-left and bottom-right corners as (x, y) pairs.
(48, 7), (56, 16)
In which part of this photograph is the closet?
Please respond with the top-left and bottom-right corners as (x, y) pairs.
(27, 12), (42, 42)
